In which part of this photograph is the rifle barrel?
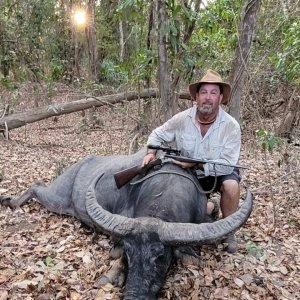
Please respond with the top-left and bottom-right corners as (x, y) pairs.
(165, 154), (250, 169)
(148, 145), (181, 155)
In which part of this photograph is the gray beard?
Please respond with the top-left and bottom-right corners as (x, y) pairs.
(198, 105), (213, 115)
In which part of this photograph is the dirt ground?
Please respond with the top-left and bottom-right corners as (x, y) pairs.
(0, 99), (299, 300)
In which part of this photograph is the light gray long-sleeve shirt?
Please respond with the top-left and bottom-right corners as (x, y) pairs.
(147, 105), (241, 176)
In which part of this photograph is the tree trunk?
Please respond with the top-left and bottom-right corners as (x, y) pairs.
(170, 0), (202, 112)
(276, 88), (300, 138)
(142, 1), (155, 131)
(157, 0), (172, 122)
(146, 1), (155, 89)
(86, 0), (97, 80)
(0, 89), (191, 133)
(228, 0), (261, 122)
(119, 19), (124, 61)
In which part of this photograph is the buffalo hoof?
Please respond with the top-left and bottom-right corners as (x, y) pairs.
(95, 258), (125, 288)
(96, 272), (125, 287)
(0, 196), (13, 208)
(175, 246), (202, 266)
(223, 233), (238, 253)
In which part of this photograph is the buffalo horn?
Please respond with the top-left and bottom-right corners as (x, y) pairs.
(86, 173), (253, 244)
(159, 190), (253, 245)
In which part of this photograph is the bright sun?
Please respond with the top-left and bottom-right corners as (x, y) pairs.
(73, 10), (86, 26)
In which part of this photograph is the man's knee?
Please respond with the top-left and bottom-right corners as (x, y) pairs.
(220, 179), (240, 196)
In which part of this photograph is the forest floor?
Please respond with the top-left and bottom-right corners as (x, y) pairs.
(0, 95), (299, 300)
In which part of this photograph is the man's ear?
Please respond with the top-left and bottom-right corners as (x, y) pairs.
(219, 94), (223, 104)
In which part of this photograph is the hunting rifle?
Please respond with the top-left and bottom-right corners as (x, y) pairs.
(113, 146), (180, 189)
(113, 145), (249, 189)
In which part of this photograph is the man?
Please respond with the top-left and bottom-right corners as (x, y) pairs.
(142, 69), (241, 253)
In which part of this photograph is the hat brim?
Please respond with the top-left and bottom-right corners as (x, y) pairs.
(189, 81), (231, 105)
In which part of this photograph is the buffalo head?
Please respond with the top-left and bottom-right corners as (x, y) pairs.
(86, 165), (253, 299)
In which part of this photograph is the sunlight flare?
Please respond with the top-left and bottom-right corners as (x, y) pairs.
(73, 10), (87, 26)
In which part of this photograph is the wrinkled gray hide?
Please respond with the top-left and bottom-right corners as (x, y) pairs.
(7, 148), (147, 227)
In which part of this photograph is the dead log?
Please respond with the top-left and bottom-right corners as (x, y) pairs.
(0, 88), (191, 133)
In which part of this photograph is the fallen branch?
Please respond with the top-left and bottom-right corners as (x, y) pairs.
(0, 88), (191, 132)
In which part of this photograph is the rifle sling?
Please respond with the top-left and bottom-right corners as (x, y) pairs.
(130, 167), (216, 195)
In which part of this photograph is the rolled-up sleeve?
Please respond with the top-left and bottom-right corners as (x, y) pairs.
(147, 112), (186, 146)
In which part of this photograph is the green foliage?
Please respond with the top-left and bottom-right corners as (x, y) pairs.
(255, 129), (284, 153)
(79, 117), (89, 132)
(35, 256), (64, 291)
(48, 59), (67, 81)
(269, 19), (300, 84)
(117, 0), (150, 23)
(0, 0), (246, 88)
(0, 0), (297, 101)
(246, 241), (264, 258)
(95, 7), (120, 62)
(91, 112), (104, 127)
(287, 217), (297, 225)
(185, 0), (242, 79)
(119, 49), (157, 86)
(80, 81), (103, 95)
(0, 77), (17, 90)
(99, 58), (127, 85)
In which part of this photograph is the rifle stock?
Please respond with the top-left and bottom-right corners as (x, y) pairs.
(114, 158), (162, 189)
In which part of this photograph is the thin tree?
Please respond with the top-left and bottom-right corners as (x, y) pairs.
(157, 0), (172, 122)
(170, 0), (202, 112)
(86, 0), (97, 80)
(157, 0), (202, 122)
(228, 0), (261, 122)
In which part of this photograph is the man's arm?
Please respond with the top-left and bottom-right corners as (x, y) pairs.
(143, 112), (185, 166)
(146, 112), (186, 148)
(172, 159), (204, 170)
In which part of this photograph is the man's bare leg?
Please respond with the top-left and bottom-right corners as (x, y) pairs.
(220, 180), (240, 253)
(207, 202), (215, 215)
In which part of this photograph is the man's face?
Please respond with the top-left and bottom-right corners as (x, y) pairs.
(196, 83), (223, 115)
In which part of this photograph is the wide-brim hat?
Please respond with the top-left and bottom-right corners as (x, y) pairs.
(189, 69), (231, 104)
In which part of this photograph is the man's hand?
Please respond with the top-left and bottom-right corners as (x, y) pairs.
(172, 159), (204, 170)
(171, 159), (196, 169)
(142, 152), (156, 166)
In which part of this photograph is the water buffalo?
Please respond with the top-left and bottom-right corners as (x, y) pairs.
(1, 148), (253, 299)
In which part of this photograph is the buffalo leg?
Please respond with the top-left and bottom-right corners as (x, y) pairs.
(1, 181), (73, 216)
(0, 181), (46, 208)
(175, 246), (203, 267)
(95, 257), (126, 287)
